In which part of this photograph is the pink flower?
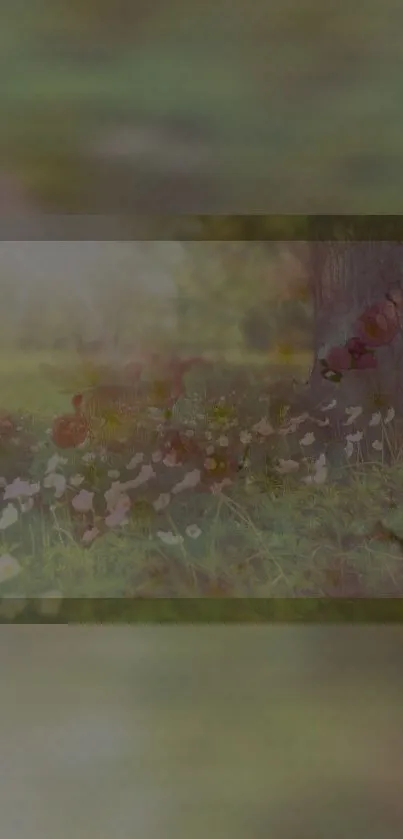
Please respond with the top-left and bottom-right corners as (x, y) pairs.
(351, 351), (377, 370)
(346, 337), (368, 358)
(326, 345), (352, 372)
(355, 302), (399, 347)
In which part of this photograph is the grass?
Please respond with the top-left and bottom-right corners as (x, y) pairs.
(0, 348), (402, 617)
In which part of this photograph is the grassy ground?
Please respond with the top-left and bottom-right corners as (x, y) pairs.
(0, 348), (402, 612)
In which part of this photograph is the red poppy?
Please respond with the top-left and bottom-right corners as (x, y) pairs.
(52, 393), (89, 448)
(52, 413), (88, 448)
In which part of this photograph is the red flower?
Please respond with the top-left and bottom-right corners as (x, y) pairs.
(326, 345), (353, 372)
(72, 393), (84, 412)
(351, 351), (377, 370)
(355, 301), (400, 347)
(52, 413), (88, 448)
(52, 393), (89, 448)
(162, 429), (203, 464)
(346, 337), (368, 359)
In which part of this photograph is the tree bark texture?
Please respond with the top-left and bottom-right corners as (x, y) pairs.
(308, 241), (403, 417)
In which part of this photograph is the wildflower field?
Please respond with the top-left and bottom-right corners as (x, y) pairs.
(1, 344), (403, 620)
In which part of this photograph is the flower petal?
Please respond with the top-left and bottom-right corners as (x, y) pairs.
(0, 503), (18, 530)
(185, 524), (202, 539)
(0, 553), (21, 583)
(299, 432), (315, 446)
(157, 530), (184, 545)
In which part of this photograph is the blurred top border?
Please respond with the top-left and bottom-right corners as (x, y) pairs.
(1, 216), (403, 240)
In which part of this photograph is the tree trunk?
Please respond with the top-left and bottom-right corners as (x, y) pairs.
(308, 241), (403, 417)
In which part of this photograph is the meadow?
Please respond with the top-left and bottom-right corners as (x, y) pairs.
(0, 347), (403, 616)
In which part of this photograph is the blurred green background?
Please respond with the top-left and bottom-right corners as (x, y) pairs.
(2, 0), (403, 212)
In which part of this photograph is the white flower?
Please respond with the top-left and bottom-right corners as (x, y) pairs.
(278, 422), (298, 436)
(303, 466), (328, 485)
(46, 454), (67, 474)
(151, 450), (163, 463)
(152, 493), (171, 511)
(205, 431), (213, 440)
(36, 591), (63, 617)
(70, 473), (85, 487)
(105, 509), (128, 527)
(184, 429), (195, 438)
(122, 465), (156, 489)
(20, 498), (34, 513)
(252, 418), (274, 436)
(4, 478), (40, 500)
(185, 524), (202, 539)
(163, 453), (181, 467)
(107, 470), (120, 479)
(385, 407), (395, 424)
(157, 530), (184, 545)
(71, 489), (94, 513)
(104, 481), (124, 512)
(291, 412), (309, 426)
(44, 472), (66, 498)
(82, 452), (96, 463)
(172, 469), (201, 494)
(105, 494), (131, 527)
(369, 412), (382, 427)
(320, 399), (337, 411)
(372, 440), (383, 451)
(345, 431), (363, 443)
(345, 440), (354, 459)
(240, 430), (252, 445)
(343, 406), (363, 426)
(206, 445), (215, 455)
(127, 452), (144, 469)
(0, 553), (21, 583)
(82, 526), (100, 543)
(299, 432), (315, 446)
(218, 435), (229, 447)
(314, 453), (327, 470)
(0, 503), (18, 530)
(313, 466), (328, 484)
(275, 459), (300, 474)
